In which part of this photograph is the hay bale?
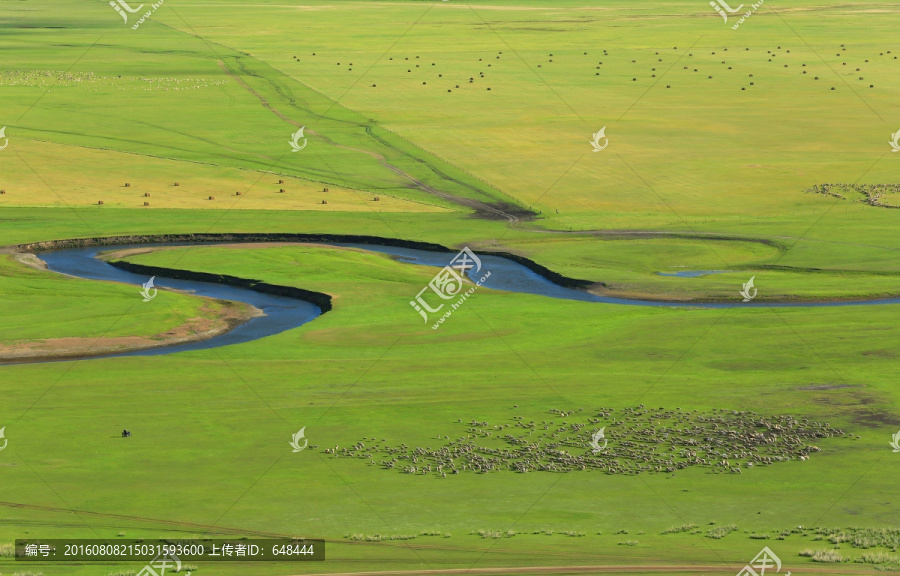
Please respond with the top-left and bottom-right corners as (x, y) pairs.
(124, 183), (130, 187)
(144, 193), (150, 197)
(173, 182), (179, 186)
(208, 195), (215, 200)
(322, 200), (327, 204)
(278, 179), (285, 184)
(279, 188), (285, 193)
(144, 202), (150, 206)
(98, 200), (104, 205)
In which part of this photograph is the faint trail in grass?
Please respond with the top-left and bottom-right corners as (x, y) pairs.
(217, 58), (524, 221)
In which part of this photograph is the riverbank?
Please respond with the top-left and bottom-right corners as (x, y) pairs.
(0, 298), (262, 364)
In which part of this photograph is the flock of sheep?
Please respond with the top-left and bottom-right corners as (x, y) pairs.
(327, 406), (849, 477)
(808, 183), (900, 209)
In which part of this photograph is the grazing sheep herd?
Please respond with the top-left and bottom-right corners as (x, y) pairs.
(328, 406), (850, 477)
(807, 183), (900, 208)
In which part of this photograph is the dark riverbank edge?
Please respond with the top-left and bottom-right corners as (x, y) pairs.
(15, 232), (597, 292)
(107, 260), (333, 313)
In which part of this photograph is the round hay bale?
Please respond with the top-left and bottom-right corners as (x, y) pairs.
(124, 183), (130, 187)
(144, 202), (150, 206)
(235, 191), (242, 196)
(208, 195), (215, 200)
(98, 200), (104, 205)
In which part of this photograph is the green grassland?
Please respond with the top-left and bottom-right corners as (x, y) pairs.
(1, 0), (900, 574)
(0, 251), (232, 342)
(2, 243), (900, 575)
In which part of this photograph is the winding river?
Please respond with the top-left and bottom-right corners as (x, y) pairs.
(27, 241), (900, 361)
(37, 243), (323, 359)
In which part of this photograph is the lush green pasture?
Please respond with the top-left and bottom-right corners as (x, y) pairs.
(0, 251), (235, 343)
(1, 0), (900, 574)
(2, 244), (899, 575)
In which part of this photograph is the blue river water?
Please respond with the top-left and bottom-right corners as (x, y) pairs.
(29, 241), (900, 361)
(38, 244), (322, 358)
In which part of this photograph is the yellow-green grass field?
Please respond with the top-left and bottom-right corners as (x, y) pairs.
(2, 0), (900, 574)
(0, 140), (446, 212)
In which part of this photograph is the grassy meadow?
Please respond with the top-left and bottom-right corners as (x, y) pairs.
(1, 0), (900, 575)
